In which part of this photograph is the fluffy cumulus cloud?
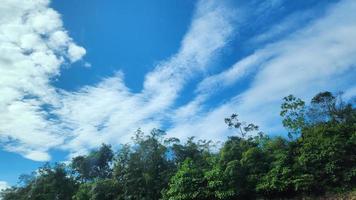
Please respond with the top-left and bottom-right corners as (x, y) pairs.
(0, 0), (85, 161)
(0, 0), (356, 161)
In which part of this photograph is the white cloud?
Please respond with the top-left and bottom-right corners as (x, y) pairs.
(1, 0), (237, 160)
(168, 103), (236, 142)
(143, 0), (236, 99)
(1, 0), (355, 163)
(84, 62), (92, 68)
(0, 181), (9, 191)
(196, 50), (272, 95)
(167, 0), (356, 140)
(68, 43), (86, 62)
(55, 0), (237, 157)
(238, 0), (356, 108)
(0, 0), (85, 161)
(251, 8), (317, 45)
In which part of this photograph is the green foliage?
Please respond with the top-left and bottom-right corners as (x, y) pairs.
(256, 138), (296, 196)
(205, 136), (270, 200)
(73, 179), (120, 200)
(113, 129), (174, 200)
(71, 144), (114, 182)
(297, 122), (356, 192)
(1, 91), (355, 200)
(162, 158), (208, 200)
(1, 164), (78, 200)
(280, 94), (306, 138)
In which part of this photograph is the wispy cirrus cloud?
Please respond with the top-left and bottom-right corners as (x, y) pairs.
(168, 0), (356, 140)
(55, 0), (238, 157)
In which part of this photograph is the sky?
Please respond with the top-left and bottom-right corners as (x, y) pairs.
(0, 0), (356, 187)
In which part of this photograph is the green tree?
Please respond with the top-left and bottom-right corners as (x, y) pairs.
(71, 144), (114, 182)
(257, 138), (298, 198)
(205, 134), (269, 199)
(280, 95), (306, 139)
(162, 158), (208, 200)
(1, 163), (78, 200)
(113, 129), (173, 200)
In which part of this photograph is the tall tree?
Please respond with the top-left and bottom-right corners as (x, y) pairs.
(71, 144), (114, 182)
(113, 129), (173, 200)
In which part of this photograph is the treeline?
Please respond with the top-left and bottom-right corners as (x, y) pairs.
(1, 91), (355, 200)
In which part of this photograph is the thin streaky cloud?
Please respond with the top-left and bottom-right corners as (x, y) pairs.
(168, 0), (356, 141)
(55, 0), (237, 158)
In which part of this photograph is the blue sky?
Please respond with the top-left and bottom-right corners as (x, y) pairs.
(0, 0), (356, 188)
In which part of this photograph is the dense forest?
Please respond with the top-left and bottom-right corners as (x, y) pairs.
(1, 91), (355, 200)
